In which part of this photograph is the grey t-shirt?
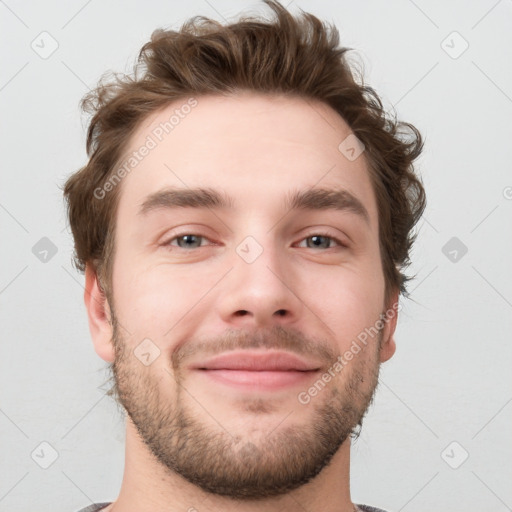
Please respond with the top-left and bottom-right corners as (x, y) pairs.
(75, 505), (111, 512)
(75, 503), (390, 512)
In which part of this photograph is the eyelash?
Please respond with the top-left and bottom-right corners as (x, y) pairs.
(296, 231), (348, 249)
(163, 231), (348, 250)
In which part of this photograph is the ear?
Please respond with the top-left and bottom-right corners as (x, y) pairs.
(84, 264), (115, 363)
(379, 288), (400, 363)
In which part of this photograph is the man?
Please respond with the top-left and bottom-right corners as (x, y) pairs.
(64, 1), (426, 511)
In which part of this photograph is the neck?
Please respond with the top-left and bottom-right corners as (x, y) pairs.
(105, 419), (357, 512)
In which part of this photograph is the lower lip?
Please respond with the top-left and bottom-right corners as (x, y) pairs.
(195, 369), (319, 391)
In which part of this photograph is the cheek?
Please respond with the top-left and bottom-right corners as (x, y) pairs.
(310, 265), (384, 348)
(112, 257), (218, 340)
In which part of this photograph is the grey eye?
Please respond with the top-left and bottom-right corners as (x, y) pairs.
(305, 235), (334, 249)
(175, 234), (204, 248)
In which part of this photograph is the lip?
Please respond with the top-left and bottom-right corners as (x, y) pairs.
(190, 350), (322, 372)
(189, 351), (322, 391)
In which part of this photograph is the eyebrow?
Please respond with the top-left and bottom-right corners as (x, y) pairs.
(138, 186), (370, 225)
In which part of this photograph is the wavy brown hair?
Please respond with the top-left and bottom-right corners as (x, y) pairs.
(63, 0), (426, 305)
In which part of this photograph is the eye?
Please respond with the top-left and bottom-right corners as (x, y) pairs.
(162, 232), (347, 251)
(296, 232), (347, 250)
(165, 234), (211, 249)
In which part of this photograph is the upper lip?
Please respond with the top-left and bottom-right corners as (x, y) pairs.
(190, 351), (322, 372)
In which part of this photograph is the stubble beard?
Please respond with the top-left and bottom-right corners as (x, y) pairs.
(108, 317), (382, 500)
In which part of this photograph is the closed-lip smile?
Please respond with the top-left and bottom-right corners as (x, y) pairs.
(189, 350), (322, 391)
(190, 350), (322, 372)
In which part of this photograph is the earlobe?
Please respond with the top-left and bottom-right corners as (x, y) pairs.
(379, 290), (399, 363)
(379, 334), (396, 363)
(84, 264), (115, 363)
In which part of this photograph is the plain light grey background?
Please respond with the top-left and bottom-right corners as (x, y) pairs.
(1, 1), (511, 511)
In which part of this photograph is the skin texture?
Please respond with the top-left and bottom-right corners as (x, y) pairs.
(84, 92), (399, 512)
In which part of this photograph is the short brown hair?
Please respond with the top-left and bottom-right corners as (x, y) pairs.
(63, 0), (426, 304)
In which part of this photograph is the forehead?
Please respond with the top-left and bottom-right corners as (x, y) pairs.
(115, 92), (378, 224)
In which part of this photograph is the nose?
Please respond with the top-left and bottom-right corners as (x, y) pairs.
(216, 236), (305, 329)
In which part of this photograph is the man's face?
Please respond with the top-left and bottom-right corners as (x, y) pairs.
(100, 92), (397, 499)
